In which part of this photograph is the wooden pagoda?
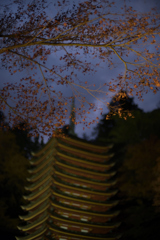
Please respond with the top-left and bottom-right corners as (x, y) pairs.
(16, 133), (121, 240)
(16, 97), (120, 240)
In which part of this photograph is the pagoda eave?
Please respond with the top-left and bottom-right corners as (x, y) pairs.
(16, 223), (47, 240)
(19, 201), (50, 221)
(48, 224), (120, 240)
(18, 212), (48, 231)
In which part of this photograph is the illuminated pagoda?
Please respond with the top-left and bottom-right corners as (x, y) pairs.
(16, 100), (121, 240)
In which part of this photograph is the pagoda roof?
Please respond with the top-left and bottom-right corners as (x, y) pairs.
(53, 179), (118, 196)
(56, 151), (115, 168)
(19, 201), (50, 221)
(25, 174), (52, 191)
(23, 179), (51, 201)
(51, 201), (120, 217)
(16, 223), (47, 240)
(53, 191), (119, 207)
(55, 160), (116, 177)
(58, 136), (113, 153)
(29, 147), (54, 166)
(28, 156), (53, 174)
(31, 138), (56, 157)
(54, 165), (115, 183)
(54, 169), (117, 186)
(54, 175), (115, 193)
(27, 165), (52, 182)
(50, 214), (120, 228)
(57, 142), (114, 162)
(18, 211), (48, 231)
(21, 191), (50, 211)
(48, 224), (121, 240)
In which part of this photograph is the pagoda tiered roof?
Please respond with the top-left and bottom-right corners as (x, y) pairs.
(51, 200), (120, 223)
(16, 135), (120, 240)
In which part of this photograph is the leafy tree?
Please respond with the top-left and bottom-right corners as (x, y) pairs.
(119, 136), (160, 201)
(0, 0), (160, 135)
(107, 90), (139, 118)
(93, 91), (140, 141)
(93, 93), (160, 239)
(152, 156), (160, 211)
(0, 110), (9, 130)
(118, 136), (160, 240)
(0, 112), (44, 237)
(12, 122), (44, 158)
(108, 108), (160, 144)
(0, 130), (29, 234)
(94, 90), (160, 144)
(95, 94), (160, 200)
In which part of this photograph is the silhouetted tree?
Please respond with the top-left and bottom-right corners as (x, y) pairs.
(0, 113), (44, 238)
(93, 91), (140, 141)
(0, 130), (29, 235)
(12, 122), (44, 158)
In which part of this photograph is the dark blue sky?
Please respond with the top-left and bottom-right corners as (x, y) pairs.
(0, 0), (160, 140)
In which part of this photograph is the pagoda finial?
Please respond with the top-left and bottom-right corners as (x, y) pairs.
(68, 97), (76, 136)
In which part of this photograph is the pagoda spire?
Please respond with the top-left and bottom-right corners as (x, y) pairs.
(68, 96), (77, 136)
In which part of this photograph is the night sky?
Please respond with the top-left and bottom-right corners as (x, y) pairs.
(0, 0), (160, 140)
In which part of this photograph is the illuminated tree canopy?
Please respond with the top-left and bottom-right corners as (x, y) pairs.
(0, 0), (160, 136)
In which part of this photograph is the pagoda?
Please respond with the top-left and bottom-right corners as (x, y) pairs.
(16, 100), (121, 240)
